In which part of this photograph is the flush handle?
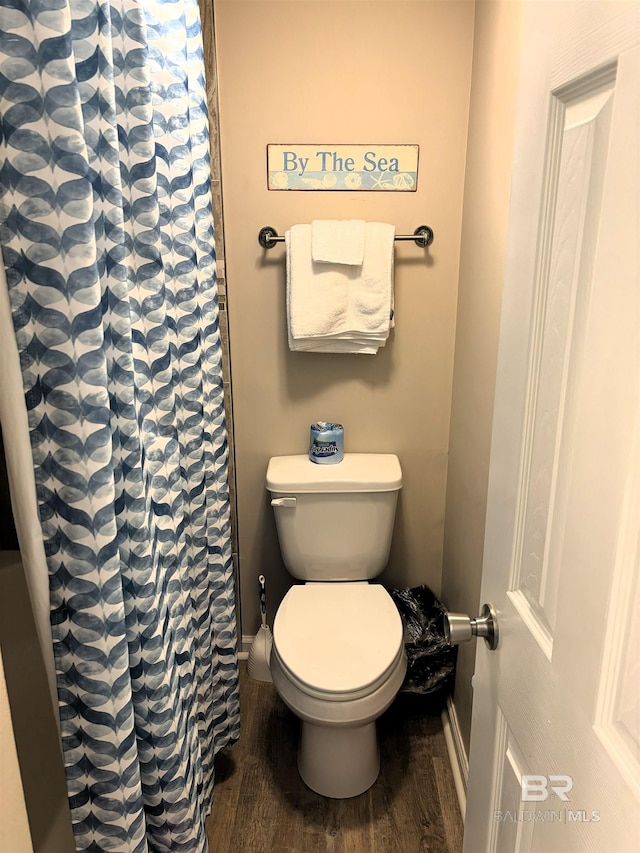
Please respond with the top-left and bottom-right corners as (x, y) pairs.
(444, 603), (499, 651)
(271, 496), (296, 508)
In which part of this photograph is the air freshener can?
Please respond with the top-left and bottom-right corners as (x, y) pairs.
(309, 422), (344, 465)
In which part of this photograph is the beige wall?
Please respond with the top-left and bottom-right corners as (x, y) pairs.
(0, 647), (33, 853)
(441, 0), (523, 754)
(214, 0), (475, 635)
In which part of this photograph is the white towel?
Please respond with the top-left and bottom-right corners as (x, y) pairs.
(286, 221), (395, 354)
(348, 222), (395, 334)
(311, 219), (366, 266)
(286, 225), (351, 339)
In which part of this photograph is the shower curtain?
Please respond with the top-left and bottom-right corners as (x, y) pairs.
(0, 0), (240, 850)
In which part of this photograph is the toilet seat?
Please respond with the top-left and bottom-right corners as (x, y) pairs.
(272, 582), (404, 701)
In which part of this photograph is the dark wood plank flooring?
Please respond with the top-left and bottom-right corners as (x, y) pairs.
(207, 663), (463, 853)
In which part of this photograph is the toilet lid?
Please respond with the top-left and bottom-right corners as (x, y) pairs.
(273, 583), (404, 695)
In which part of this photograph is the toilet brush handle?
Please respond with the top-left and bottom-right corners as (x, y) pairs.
(258, 574), (267, 624)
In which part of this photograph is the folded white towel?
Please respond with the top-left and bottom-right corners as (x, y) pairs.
(290, 340), (380, 354)
(286, 221), (395, 354)
(311, 219), (366, 265)
(348, 221), (395, 334)
(286, 225), (352, 339)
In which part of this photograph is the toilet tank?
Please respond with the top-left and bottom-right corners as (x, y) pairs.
(266, 453), (402, 581)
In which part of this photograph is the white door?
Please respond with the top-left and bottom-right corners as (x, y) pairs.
(464, 2), (640, 851)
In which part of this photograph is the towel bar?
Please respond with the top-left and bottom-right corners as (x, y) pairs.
(258, 225), (434, 250)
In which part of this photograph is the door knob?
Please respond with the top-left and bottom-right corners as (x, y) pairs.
(444, 603), (499, 650)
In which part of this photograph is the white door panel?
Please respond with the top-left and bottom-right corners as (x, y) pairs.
(465, 2), (640, 850)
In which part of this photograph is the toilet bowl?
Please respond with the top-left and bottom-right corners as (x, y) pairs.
(266, 453), (405, 798)
(270, 581), (406, 798)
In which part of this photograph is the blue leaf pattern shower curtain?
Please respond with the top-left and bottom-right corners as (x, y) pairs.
(0, 0), (240, 850)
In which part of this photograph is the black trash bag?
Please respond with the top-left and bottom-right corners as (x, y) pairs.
(389, 584), (457, 709)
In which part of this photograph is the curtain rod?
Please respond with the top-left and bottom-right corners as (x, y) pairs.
(258, 225), (434, 250)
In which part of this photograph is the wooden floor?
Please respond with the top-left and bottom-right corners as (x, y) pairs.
(207, 662), (463, 853)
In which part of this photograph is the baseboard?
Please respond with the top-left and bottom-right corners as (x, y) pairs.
(238, 634), (254, 660)
(441, 695), (469, 820)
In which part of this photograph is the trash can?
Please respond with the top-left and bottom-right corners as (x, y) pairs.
(389, 584), (457, 712)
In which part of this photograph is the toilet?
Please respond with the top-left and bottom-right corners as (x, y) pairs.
(265, 453), (407, 799)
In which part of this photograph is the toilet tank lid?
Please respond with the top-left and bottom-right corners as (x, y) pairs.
(266, 453), (402, 493)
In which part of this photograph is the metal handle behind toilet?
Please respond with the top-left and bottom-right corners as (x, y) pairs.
(444, 603), (499, 651)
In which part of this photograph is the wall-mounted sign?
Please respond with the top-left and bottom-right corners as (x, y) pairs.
(267, 144), (418, 191)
